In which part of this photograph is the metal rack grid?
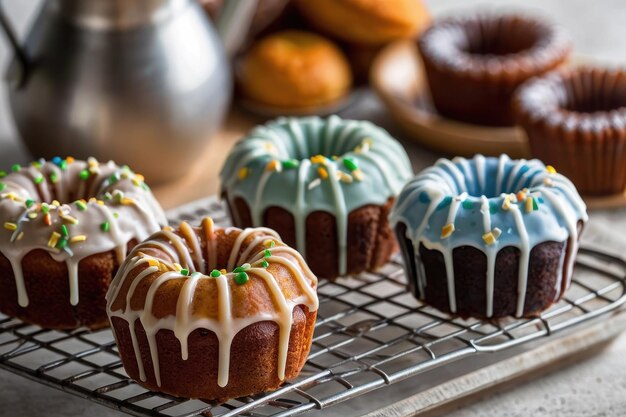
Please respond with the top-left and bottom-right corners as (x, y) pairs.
(1, 197), (625, 417)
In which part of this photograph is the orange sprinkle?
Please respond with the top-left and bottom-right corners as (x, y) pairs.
(317, 167), (329, 180)
(440, 223), (455, 239)
(220, 269), (227, 275)
(66, 156), (75, 164)
(238, 167), (250, 180)
(516, 191), (526, 202)
(265, 160), (280, 172)
(44, 213), (52, 226)
(310, 155), (327, 165)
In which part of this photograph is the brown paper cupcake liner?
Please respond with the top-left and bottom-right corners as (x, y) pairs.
(514, 67), (626, 195)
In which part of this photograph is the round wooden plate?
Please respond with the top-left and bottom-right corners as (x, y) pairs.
(371, 40), (626, 210)
(370, 40), (530, 159)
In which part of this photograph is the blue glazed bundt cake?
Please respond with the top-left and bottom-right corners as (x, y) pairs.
(220, 116), (413, 279)
(390, 154), (588, 318)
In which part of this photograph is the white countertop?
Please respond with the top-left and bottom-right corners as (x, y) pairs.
(1, 0), (626, 416)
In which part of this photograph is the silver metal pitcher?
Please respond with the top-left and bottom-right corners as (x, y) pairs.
(0, 0), (254, 183)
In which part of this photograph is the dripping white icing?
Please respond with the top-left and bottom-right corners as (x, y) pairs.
(106, 221), (319, 389)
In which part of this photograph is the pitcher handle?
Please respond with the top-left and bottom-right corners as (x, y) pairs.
(0, 0), (28, 88)
(215, 0), (258, 58)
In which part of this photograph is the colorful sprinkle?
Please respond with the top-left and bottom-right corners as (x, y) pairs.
(502, 196), (512, 211)
(265, 160), (282, 172)
(220, 269), (227, 275)
(261, 260), (269, 268)
(3, 222), (17, 231)
(237, 167), (249, 180)
(264, 249), (272, 258)
(121, 197), (135, 206)
(70, 235), (87, 244)
(61, 224), (69, 237)
(34, 175), (44, 185)
(50, 173), (58, 183)
(101, 222), (110, 232)
(60, 214), (79, 225)
(79, 170), (90, 180)
(264, 239), (275, 248)
(352, 169), (364, 181)
(48, 231), (61, 248)
(525, 197), (534, 213)
(492, 227), (502, 239)
(233, 266), (245, 273)
(180, 269), (189, 276)
(516, 191), (526, 202)
(437, 196), (452, 210)
(210, 269), (221, 278)
(235, 271), (249, 285)
(482, 231), (497, 246)
(0, 183), (5, 192)
(308, 178), (321, 190)
(147, 259), (160, 268)
(546, 165), (557, 174)
(59, 160), (67, 170)
(317, 167), (329, 180)
(52, 156), (62, 166)
(419, 192), (431, 204)
(66, 156), (75, 164)
(44, 213), (52, 226)
(336, 171), (353, 184)
(342, 157), (358, 172)
(462, 200), (474, 210)
(28, 212), (37, 219)
(56, 238), (68, 250)
(75, 200), (87, 211)
(11, 164), (21, 173)
(0, 170), (6, 178)
(440, 223), (455, 239)
(489, 202), (498, 214)
(282, 159), (299, 169)
(310, 155), (327, 165)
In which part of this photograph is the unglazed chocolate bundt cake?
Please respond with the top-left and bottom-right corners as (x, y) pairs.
(390, 155), (588, 319)
(418, 13), (571, 126)
(220, 116), (413, 279)
(0, 157), (166, 329)
(514, 66), (626, 196)
(106, 219), (318, 401)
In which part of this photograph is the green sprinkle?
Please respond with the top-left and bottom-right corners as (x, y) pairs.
(56, 238), (68, 249)
(113, 212), (119, 218)
(282, 159), (300, 169)
(262, 260), (269, 268)
(50, 173), (59, 183)
(0, 170), (6, 178)
(31, 161), (41, 169)
(342, 157), (358, 172)
(462, 200), (474, 210)
(75, 200), (87, 211)
(101, 222), (110, 232)
(235, 271), (249, 285)
(61, 224), (69, 237)
(41, 204), (50, 214)
(141, 183), (150, 191)
(109, 173), (120, 183)
(210, 269), (221, 278)
(59, 160), (67, 170)
(489, 202), (498, 214)
(233, 266), (245, 273)
(269, 240), (275, 248)
(11, 164), (21, 173)
(34, 175), (44, 185)
(25, 199), (34, 208)
(79, 170), (90, 180)
(264, 249), (271, 258)
(532, 197), (539, 211)
(180, 269), (189, 276)
(0, 182), (5, 192)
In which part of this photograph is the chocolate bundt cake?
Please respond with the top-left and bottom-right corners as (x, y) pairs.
(514, 66), (626, 195)
(107, 219), (318, 401)
(0, 157), (166, 329)
(220, 116), (413, 279)
(418, 13), (571, 126)
(390, 155), (588, 319)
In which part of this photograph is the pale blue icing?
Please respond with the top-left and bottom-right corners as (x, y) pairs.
(389, 154), (588, 317)
(220, 115), (413, 276)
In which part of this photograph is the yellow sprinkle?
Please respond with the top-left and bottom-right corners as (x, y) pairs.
(173, 263), (182, 272)
(525, 197), (533, 213)
(3, 222), (17, 231)
(265, 160), (281, 172)
(89, 197), (98, 203)
(263, 239), (275, 248)
(220, 269), (227, 275)
(441, 223), (455, 239)
(87, 157), (98, 167)
(502, 196), (512, 211)
(28, 212), (38, 219)
(482, 232), (496, 246)
(52, 200), (61, 207)
(66, 156), (75, 164)
(238, 167), (250, 180)
(135, 174), (145, 182)
(337, 171), (353, 184)
(132, 178), (141, 187)
(310, 155), (327, 165)
(352, 169), (364, 181)
(546, 165), (557, 174)
(60, 215), (79, 225)
(16, 232), (24, 241)
(363, 137), (374, 146)
(121, 197), (135, 205)
(97, 200), (105, 206)
(317, 167), (328, 180)
(48, 231), (61, 248)
(162, 225), (174, 231)
(147, 259), (159, 267)
(70, 235), (87, 243)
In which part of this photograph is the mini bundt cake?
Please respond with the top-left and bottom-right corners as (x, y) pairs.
(0, 157), (166, 329)
(390, 155), (587, 319)
(106, 219), (318, 401)
(418, 13), (571, 126)
(220, 116), (414, 279)
(239, 30), (353, 109)
(514, 66), (626, 196)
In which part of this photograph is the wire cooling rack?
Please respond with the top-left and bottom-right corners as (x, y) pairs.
(1, 196), (626, 417)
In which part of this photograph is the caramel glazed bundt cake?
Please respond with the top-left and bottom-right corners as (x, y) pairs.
(106, 219), (319, 401)
(0, 157), (166, 329)
(390, 155), (588, 319)
(220, 116), (413, 279)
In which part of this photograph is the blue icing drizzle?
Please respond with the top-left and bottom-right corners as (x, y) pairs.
(220, 115), (414, 276)
(390, 154), (588, 318)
